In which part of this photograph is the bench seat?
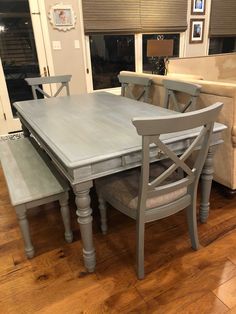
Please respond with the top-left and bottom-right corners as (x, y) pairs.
(0, 138), (73, 258)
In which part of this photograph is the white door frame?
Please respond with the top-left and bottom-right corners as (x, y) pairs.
(0, 60), (12, 135)
(78, 0), (92, 93)
(0, 0), (54, 135)
(35, 0), (55, 78)
(85, 36), (93, 92)
(0, 97), (6, 135)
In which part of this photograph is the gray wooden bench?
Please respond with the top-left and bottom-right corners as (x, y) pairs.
(0, 138), (73, 258)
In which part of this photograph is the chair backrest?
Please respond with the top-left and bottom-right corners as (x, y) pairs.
(118, 74), (152, 103)
(25, 75), (72, 99)
(132, 102), (223, 219)
(163, 79), (201, 113)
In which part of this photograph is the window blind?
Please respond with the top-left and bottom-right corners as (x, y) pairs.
(140, 0), (188, 33)
(209, 0), (236, 37)
(82, 0), (141, 34)
(82, 0), (188, 34)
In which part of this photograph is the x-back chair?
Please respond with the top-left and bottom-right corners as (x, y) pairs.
(118, 74), (152, 103)
(25, 75), (72, 99)
(96, 102), (223, 279)
(163, 79), (202, 113)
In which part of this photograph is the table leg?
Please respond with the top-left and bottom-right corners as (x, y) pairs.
(73, 181), (96, 272)
(200, 146), (215, 223)
(21, 123), (30, 137)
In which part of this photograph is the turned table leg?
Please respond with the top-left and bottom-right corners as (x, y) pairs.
(21, 123), (30, 138)
(73, 181), (96, 272)
(200, 146), (216, 223)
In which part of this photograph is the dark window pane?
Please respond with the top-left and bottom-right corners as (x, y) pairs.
(142, 34), (180, 73)
(0, 0), (41, 117)
(209, 37), (236, 55)
(89, 35), (135, 90)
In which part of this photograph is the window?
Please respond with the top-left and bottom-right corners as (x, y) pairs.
(89, 34), (135, 90)
(88, 33), (181, 90)
(142, 34), (180, 73)
(209, 37), (236, 55)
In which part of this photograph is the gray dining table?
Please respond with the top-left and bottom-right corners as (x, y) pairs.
(14, 92), (226, 272)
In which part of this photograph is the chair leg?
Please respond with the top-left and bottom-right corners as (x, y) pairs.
(186, 202), (199, 250)
(59, 192), (73, 243)
(15, 205), (35, 258)
(98, 196), (108, 235)
(136, 220), (145, 279)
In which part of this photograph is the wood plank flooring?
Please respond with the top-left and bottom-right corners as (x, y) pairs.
(1, 165), (236, 313)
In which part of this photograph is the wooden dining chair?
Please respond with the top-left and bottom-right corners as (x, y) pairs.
(96, 102), (223, 279)
(163, 79), (202, 113)
(25, 75), (72, 99)
(118, 74), (152, 103)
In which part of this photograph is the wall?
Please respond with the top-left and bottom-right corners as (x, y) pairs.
(43, 0), (87, 95)
(184, 0), (211, 57)
(42, 0), (220, 96)
(42, 0), (212, 96)
(168, 52), (236, 81)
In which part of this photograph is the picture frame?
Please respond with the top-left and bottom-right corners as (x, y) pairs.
(189, 19), (205, 44)
(191, 0), (205, 15)
(48, 3), (76, 31)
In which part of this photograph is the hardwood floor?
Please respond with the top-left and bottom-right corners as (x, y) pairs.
(1, 165), (236, 313)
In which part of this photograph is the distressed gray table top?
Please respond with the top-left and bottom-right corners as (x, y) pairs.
(14, 92), (226, 170)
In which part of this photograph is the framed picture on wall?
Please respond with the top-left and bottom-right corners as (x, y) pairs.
(191, 0), (205, 15)
(189, 19), (205, 43)
(48, 4), (76, 31)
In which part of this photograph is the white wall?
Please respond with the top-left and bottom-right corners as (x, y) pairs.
(184, 0), (212, 57)
(41, 0), (212, 95)
(43, 0), (88, 95)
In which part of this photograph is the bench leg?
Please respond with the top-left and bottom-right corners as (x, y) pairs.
(200, 146), (215, 223)
(59, 192), (73, 243)
(98, 195), (108, 235)
(15, 205), (35, 258)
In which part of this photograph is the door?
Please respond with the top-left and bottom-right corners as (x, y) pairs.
(0, 0), (53, 135)
(0, 93), (6, 135)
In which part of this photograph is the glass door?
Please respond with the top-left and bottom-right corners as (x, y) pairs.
(0, 0), (51, 134)
(0, 93), (6, 135)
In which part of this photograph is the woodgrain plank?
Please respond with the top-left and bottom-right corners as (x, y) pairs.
(228, 306), (236, 314)
(1, 171), (236, 313)
(181, 292), (229, 314)
(228, 251), (236, 266)
(145, 291), (229, 314)
(138, 259), (236, 313)
(213, 275), (236, 309)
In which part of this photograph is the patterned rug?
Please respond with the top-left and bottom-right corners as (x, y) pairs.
(0, 132), (24, 142)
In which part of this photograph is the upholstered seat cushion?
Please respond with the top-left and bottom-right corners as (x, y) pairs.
(96, 162), (187, 210)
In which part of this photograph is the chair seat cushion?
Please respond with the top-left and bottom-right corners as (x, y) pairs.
(96, 162), (187, 210)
